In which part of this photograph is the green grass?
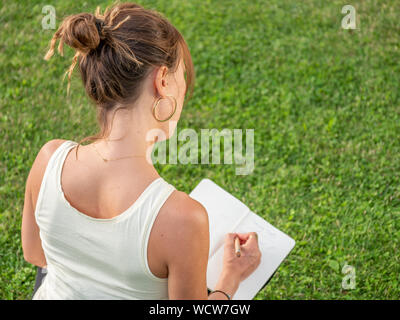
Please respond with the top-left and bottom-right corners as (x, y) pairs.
(1, 0), (399, 299)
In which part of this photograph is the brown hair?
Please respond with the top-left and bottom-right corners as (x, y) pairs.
(44, 2), (195, 157)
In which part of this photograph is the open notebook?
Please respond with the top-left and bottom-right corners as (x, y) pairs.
(189, 179), (295, 300)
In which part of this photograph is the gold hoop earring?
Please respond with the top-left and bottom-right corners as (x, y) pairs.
(152, 95), (177, 122)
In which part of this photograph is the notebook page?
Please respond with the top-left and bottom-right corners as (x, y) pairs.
(206, 211), (295, 300)
(189, 179), (296, 300)
(231, 211), (295, 300)
(204, 209), (252, 293)
(189, 179), (249, 258)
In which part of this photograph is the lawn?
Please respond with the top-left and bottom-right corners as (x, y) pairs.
(1, 0), (399, 299)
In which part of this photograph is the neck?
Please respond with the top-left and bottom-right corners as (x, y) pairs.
(93, 100), (158, 166)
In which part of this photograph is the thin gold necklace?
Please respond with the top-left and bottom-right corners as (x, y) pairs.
(91, 143), (146, 162)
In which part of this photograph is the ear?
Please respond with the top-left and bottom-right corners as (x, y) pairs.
(153, 65), (169, 97)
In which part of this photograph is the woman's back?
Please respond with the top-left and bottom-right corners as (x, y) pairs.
(33, 140), (175, 299)
(23, 3), (261, 301)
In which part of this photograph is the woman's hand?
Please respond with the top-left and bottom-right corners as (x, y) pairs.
(221, 232), (262, 283)
(210, 232), (262, 299)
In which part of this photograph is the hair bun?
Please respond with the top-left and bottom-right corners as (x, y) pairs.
(44, 2), (194, 105)
(61, 13), (101, 53)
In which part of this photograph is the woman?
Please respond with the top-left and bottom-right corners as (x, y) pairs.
(21, 2), (261, 300)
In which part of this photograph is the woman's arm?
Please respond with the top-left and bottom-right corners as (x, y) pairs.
(166, 198), (210, 299)
(21, 139), (66, 267)
(155, 192), (240, 299)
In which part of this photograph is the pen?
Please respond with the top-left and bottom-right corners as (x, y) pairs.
(235, 236), (241, 257)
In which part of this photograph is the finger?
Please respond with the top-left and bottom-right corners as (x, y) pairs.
(235, 233), (250, 244)
(249, 232), (258, 241)
(224, 233), (238, 250)
(242, 232), (259, 249)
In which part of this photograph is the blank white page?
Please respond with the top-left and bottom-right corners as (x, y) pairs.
(189, 179), (250, 258)
(189, 178), (295, 300)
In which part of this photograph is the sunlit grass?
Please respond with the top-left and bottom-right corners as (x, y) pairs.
(1, 0), (399, 299)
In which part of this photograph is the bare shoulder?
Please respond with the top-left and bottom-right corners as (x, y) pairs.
(30, 139), (67, 178)
(37, 139), (67, 161)
(162, 189), (209, 228)
(27, 139), (67, 207)
(153, 190), (209, 250)
(153, 188), (210, 263)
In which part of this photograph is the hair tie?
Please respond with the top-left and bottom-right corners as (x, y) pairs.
(94, 18), (105, 37)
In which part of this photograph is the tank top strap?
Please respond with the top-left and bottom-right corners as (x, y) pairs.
(53, 140), (79, 195)
(140, 178), (176, 281)
(35, 140), (78, 221)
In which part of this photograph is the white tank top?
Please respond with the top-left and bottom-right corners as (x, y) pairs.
(32, 140), (175, 299)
